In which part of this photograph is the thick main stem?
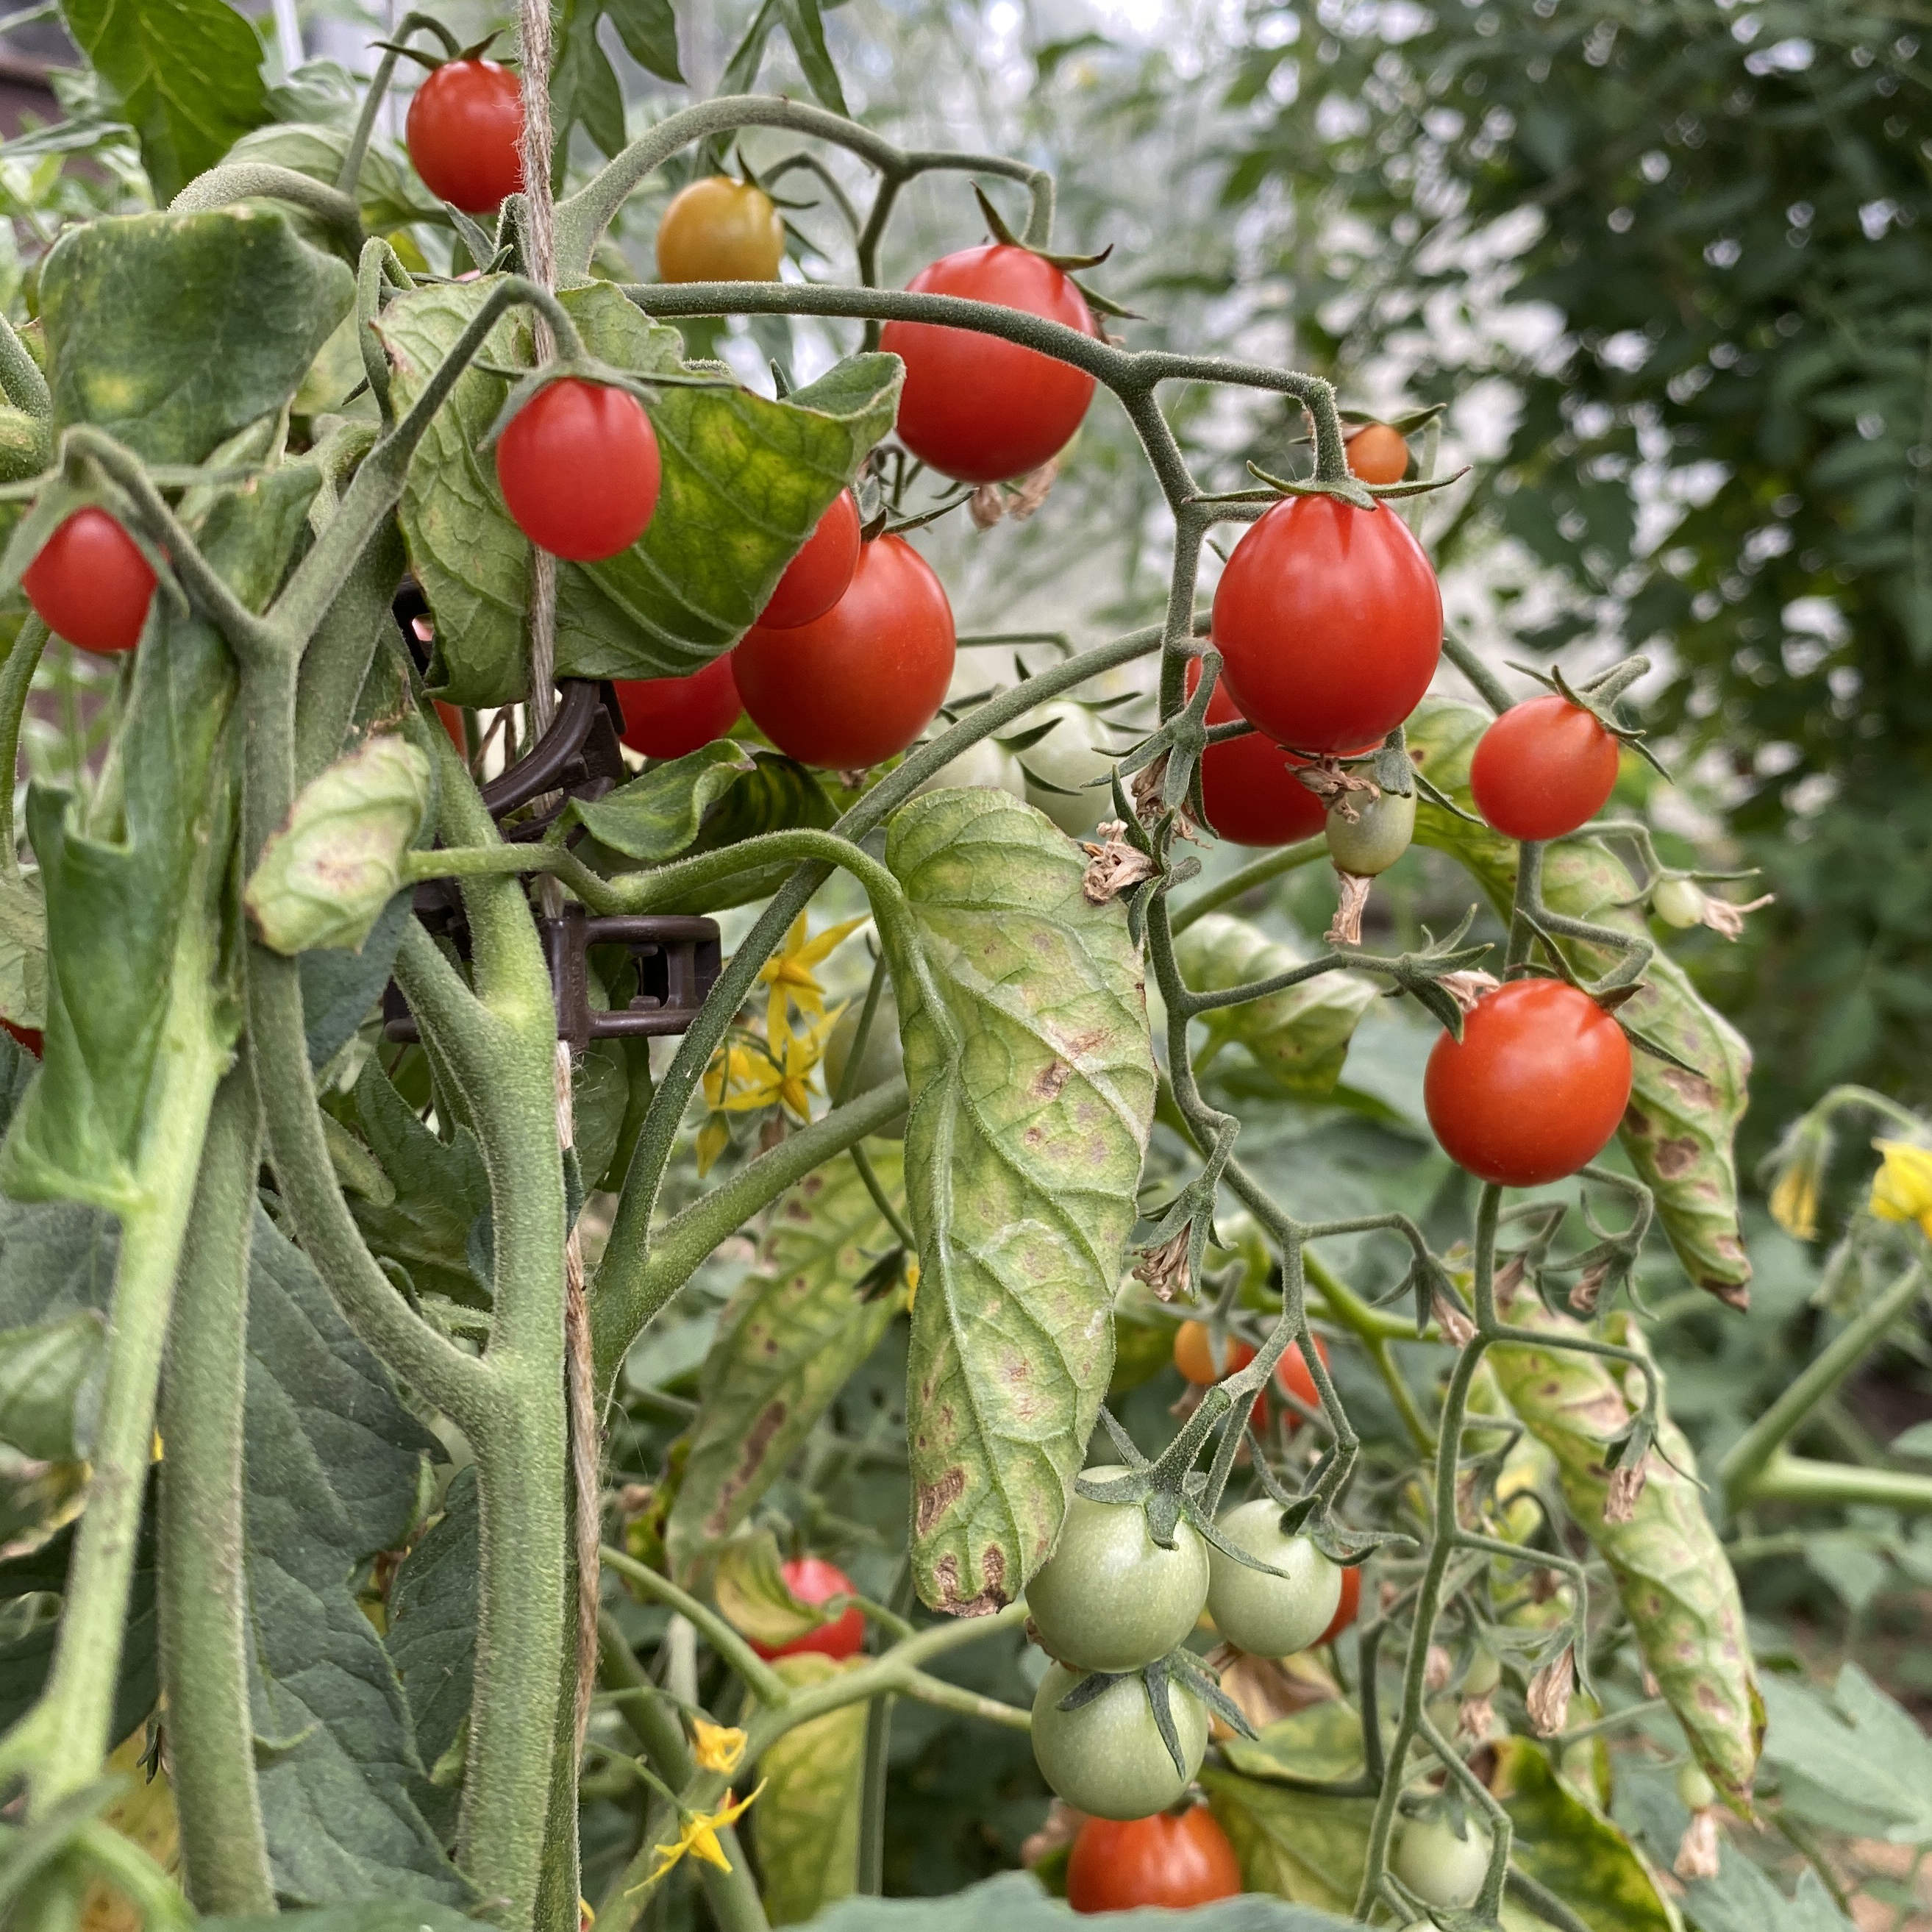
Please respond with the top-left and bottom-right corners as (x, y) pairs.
(157, 1058), (274, 1914)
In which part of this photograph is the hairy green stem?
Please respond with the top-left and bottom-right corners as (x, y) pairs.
(169, 163), (365, 253)
(157, 1058), (274, 1914)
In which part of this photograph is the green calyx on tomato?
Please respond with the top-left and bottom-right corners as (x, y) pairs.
(1024, 1464), (1209, 1672)
(1205, 1497), (1342, 1658)
(1030, 1658), (1210, 1822)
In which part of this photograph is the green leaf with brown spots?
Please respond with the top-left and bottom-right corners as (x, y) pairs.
(754, 1653), (869, 1925)
(1405, 696), (1753, 1307)
(1491, 1736), (1681, 1932)
(665, 1148), (906, 1578)
(1174, 912), (1375, 1098)
(1488, 1274), (1764, 1811)
(881, 789), (1156, 1615)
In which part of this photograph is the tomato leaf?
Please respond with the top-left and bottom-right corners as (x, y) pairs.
(388, 1465), (480, 1807)
(635, 751), (838, 916)
(1406, 696), (1753, 1307)
(1758, 1664), (1932, 1845)
(0, 1310), (104, 1463)
(383, 276), (899, 705)
(882, 790), (1156, 1614)
(221, 121), (427, 241)
(60, 0), (271, 204)
(1487, 1286), (1764, 1811)
(241, 1205), (462, 1903)
(755, 1655), (869, 1924)
(561, 739), (759, 861)
(1198, 1761), (1376, 1913)
(40, 210), (352, 466)
(713, 1530), (837, 1650)
(780, 0), (850, 115)
(666, 1149), (907, 1576)
(1490, 1736), (1680, 1932)
(1175, 913), (1376, 1098)
(553, 0), (683, 162)
(792, 1869), (1356, 1928)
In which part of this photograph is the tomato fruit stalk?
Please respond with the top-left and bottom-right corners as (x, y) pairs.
(24, 507), (156, 655)
(880, 245), (1096, 483)
(496, 378), (661, 563)
(1065, 1806), (1242, 1913)
(405, 57), (524, 213)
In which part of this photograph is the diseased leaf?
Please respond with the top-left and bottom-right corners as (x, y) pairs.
(1406, 697), (1753, 1305)
(61, 0), (270, 202)
(41, 210), (352, 465)
(1219, 1694), (1364, 1787)
(882, 790), (1155, 1614)
(241, 1205), (461, 1905)
(667, 1149), (906, 1575)
(246, 736), (432, 955)
(382, 274), (900, 704)
(714, 1531), (842, 1650)
(1199, 1762), (1375, 1914)
(755, 1655), (868, 1925)
(1487, 1276), (1762, 1810)
(1174, 913), (1375, 1098)
(1491, 1736), (1680, 1932)
(563, 740), (759, 862)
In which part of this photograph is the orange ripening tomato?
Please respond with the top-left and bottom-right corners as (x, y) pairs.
(655, 175), (786, 282)
(1272, 1333), (1331, 1427)
(1066, 1806), (1243, 1914)
(1345, 421), (1409, 485)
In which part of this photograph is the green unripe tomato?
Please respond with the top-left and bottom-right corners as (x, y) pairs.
(1204, 1497), (1341, 1658)
(1022, 701), (1116, 835)
(824, 991), (905, 1138)
(1653, 877), (1705, 928)
(1677, 1761), (1717, 1812)
(1392, 1812), (1491, 1911)
(912, 735), (1026, 799)
(1325, 785), (1416, 877)
(1460, 1645), (1502, 1697)
(1024, 1466), (1209, 1672)
(1030, 1661), (1208, 1820)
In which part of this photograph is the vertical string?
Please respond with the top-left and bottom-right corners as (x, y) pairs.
(516, 0), (601, 1774)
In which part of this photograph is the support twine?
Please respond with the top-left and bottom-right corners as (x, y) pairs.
(516, 0), (602, 1772)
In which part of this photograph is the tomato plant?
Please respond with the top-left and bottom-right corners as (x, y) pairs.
(0, 16), (1864, 1932)
(1469, 692), (1622, 842)
(733, 534), (954, 768)
(880, 245), (1096, 482)
(756, 489), (861, 629)
(655, 175), (785, 283)
(611, 653), (741, 759)
(1211, 495), (1443, 752)
(405, 57), (524, 213)
(749, 1555), (866, 1661)
(494, 377), (661, 562)
(23, 508), (155, 654)
(1064, 1806), (1242, 1914)
(1425, 977), (1633, 1187)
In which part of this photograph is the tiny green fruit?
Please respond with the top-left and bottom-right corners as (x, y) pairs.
(1205, 1497), (1341, 1657)
(1653, 877), (1705, 928)
(1030, 1661), (1208, 1820)
(1325, 785), (1416, 877)
(1676, 1761), (1717, 1812)
(1392, 1811), (1491, 1911)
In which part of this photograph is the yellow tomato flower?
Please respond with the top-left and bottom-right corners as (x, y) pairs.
(688, 1718), (747, 1775)
(646, 1784), (766, 1881)
(757, 911), (869, 1044)
(696, 1113), (732, 1177)
(1870, 1140), (1932, 1236)
(1767, 1147), (1822, 1243)
(719, 1007), (844, 1122)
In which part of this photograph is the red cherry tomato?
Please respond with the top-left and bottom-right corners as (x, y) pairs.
(496, 379), (660, 563)
(880, 245), (1095, 484)
(1, 1019), (42, 1058)
(613, 654), (741, 759)
(758, 492), (861, 630)
(1272, 1333), (1331, 1428)
(1318, 1564), (1361, 1647)
(405, 57), (524, 213)
(1211, 496), (1441, 754)
(1424, 978), (1633, 1188)
(1066, 1806), (1243, 1914)
(1469, 693), (1622, 843)
(1185, 660), (1328, 848)
(734, 535), (955, 770)
(24, 509), (156, 655)
(750, 1555), (866, 1661)
(433, 702), (468, 756)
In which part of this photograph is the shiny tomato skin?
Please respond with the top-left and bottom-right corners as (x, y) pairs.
(1469, 693), (1622, 842)
(1319, 1564), (1362, 1647)
(613, 654), (741, 759)
(880, 245), (1095, 484)
(1186, 661), (1328, 847)
(1066, 1807), (1244, 1914)
(758, 492), (862, 629)
(1346, 422), (1409, 485)
(1211, 496), (1441, 754)
(751, 1555), (866, 1661)
(1425, 977), (1633, 1187)
(405, 58), (524, 213)
(496, 379), (660, 563)
(24, 509), (156, 655)
(1, 1019), (41, 1058)
(656, 176), (785, 282)
(734, 535), (954, 769)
